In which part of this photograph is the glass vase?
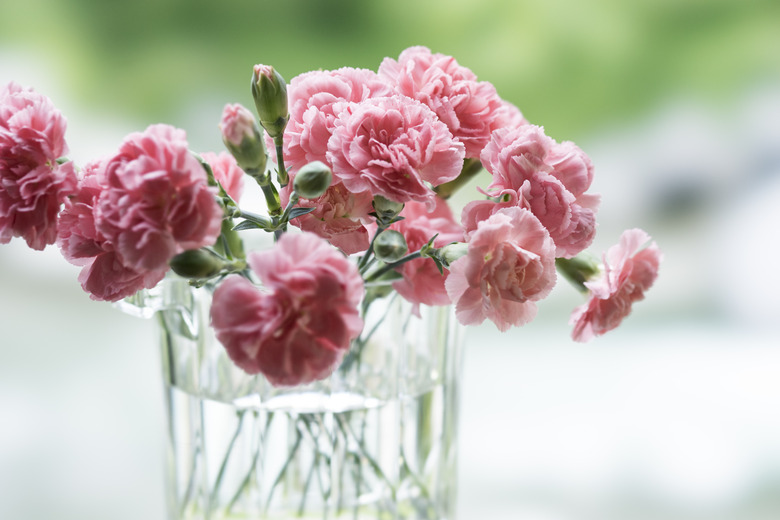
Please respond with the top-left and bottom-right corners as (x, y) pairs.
(123, 276), (464, 520)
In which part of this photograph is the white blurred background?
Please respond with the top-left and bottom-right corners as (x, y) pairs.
(2, 2), (780, 519)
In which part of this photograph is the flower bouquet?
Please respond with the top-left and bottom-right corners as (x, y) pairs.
(1, 46), (661, 519)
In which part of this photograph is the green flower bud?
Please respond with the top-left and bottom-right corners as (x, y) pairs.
(251, 64), (288, 139)
(220, 103), (267, 172)
(437, 242), (469, 266)
(373, 229), (408, 263)
(169, 249), (226, 280)
(372, 195), (405, 221)
(293, 161), (332, 199)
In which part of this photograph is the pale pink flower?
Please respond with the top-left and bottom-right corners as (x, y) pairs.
(0, 82), (77, 249)
(378, 46), (505, 158)
(280, 180), (373, 255)
(95, 124), (223, 274)
(57, 161), (160, 301)
(390, 198), (463, 312)
(201, 151), (245, 201)
(211, 232), (364, 386)
(479, 125), (599, 258)
(276, 67), (393, 172)
(570, 229), (661, 342)
(327, 95), (465, 206)
(445, 207), (556, 331)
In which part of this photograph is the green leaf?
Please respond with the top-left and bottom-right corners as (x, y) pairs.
(232, 219), (265, 231)
(288, 207), (316, 220)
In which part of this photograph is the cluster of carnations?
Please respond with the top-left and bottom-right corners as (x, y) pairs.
(0, 46), (661, 386)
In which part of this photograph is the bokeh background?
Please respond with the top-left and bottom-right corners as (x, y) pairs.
(2, 1), (780, 519)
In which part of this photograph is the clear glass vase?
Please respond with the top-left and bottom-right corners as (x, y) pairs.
(123, 276), (464, 520)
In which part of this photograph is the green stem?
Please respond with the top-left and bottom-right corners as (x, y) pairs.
(364, 251), (423, 283)
(226, 412), (274, 515)
(433, 158), (483, 199)
(209, 410), (246, 508)
(275, 135), (288, 187)
(262, 422), (304, 516)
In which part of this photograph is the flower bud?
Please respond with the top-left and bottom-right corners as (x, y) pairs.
(219, 103), (267, 172)
(169, 249), (226, 279)
(293, 161), (332, 199)
(372, 195), (404, 221)
(373, 229), (408, 263)
(251, 64), (288, 139)
(437, 242), (469, 266)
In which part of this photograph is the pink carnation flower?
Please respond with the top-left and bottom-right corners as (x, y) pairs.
(445, 207), (556, 331)
(280, 180), (374, 255)
(95, 124), (223, 274)
(211, 232), (364, 386)
(0, 82), (77, 250)
(570, 229), (661, 342)
(57, 162), (161, 301)
(327, 95), (465, 206)
(58, 125), (223, 301)
(479, 125), (599, 258)
(390, 198), (463, 312)
(277, 67), (393, 172)
(201, 151), (245, 202)
(378, 46), (505, 158)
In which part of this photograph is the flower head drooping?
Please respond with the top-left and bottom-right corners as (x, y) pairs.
(0, 82), (77, 249)
(570, 229), (662, 342)
(219, 103), (267, 173)
(251, 65), (289, 140)
(211, 232), (364, 386)
(378, 46), (505, 158)
(327, 95), (465, 207)
(446, 207), (557, 331)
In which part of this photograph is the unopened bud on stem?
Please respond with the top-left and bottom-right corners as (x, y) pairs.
(372, 195), (404, 222)
(219, 103), (267, 172)
(251, 64), (288, 139)
(373, 230), (408, 263)
(170, 249), (226, 279)
(293, 161), (332, 199)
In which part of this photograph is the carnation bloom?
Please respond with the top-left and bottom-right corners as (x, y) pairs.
(201, 151), (245, 201)
(280, 180), (374, 255)
(95, 124), (223, 274)
(0, 82), (77, 249)
(327, 95), (465, 206)
(570, 229), (661, 342)
(211, 232), (364, 386)
(479, 125), (599, 258)
(57, 162), (161, 301)
(378, 46), (505, 158)
(445, 207), (556, 331)
(58, 124), (223, 301)
(277, 67), (393, 172)
(390, 198), (463, 312)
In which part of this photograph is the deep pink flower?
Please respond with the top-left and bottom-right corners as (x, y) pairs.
(378, 46), (505, 158)
(201, 151), (245, 202)
(0, 82), (77, 250)
(280, 180), (373, 255)
(276, 67), (393, 172)
(327, 95), (465, 206)
(211, 232), (364, 386)
(570, 229), (661, 342)
(390, 198), (463, 312)
(445, 207), (556, 331)
(479, 125), (599, 258)
(57, 161), (161, 301)
(58, 125), (223, 302)
(95, 124), (223, 274)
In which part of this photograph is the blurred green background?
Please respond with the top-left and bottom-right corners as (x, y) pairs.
(2, 1), (780, 520)
(3, 0), (778, 140)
